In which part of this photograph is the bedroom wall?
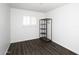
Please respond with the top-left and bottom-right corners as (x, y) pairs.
(46, 4), (79, 54)
(0, 4), (10, 55)
(10, 8), (45, 43)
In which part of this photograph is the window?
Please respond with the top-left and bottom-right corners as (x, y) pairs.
(23, 16), (36, 26)
(23, 16), (30, 25)
(30, 16), (36, 25)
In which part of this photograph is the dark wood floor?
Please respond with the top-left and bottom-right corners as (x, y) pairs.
(6, 39), (77, 55)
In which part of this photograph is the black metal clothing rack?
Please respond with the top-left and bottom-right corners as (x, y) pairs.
(39, 18), (52, 42)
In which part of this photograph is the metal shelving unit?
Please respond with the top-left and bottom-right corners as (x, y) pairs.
(39, 18), (52, 42)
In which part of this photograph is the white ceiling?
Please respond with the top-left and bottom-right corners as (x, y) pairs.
(9, 3), (67, 13)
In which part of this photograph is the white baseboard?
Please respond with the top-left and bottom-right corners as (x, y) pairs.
(11, 38), (39, 43)
(4, 44), (10, 55)
(52, 40), (78, 54)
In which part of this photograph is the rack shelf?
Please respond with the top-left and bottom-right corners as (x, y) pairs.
(39, 18), (52, 42)
(40, 28), (46, 30)
(40, 32), (46, 34)
(41, 24), (46, 25)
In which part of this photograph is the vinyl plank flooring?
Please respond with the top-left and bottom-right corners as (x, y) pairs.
(6, 39), (77, 55)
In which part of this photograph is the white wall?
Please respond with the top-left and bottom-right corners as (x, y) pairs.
(10, 8), (45, 43)
(0, 4), (10, 55)
(47, 19), (52, 40)
(46, 4), (79, 54)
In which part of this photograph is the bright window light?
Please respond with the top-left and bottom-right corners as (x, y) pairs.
(23, 16), (30, 25)
(23, 16), (36, 26)
(31, 16), (36, 25)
